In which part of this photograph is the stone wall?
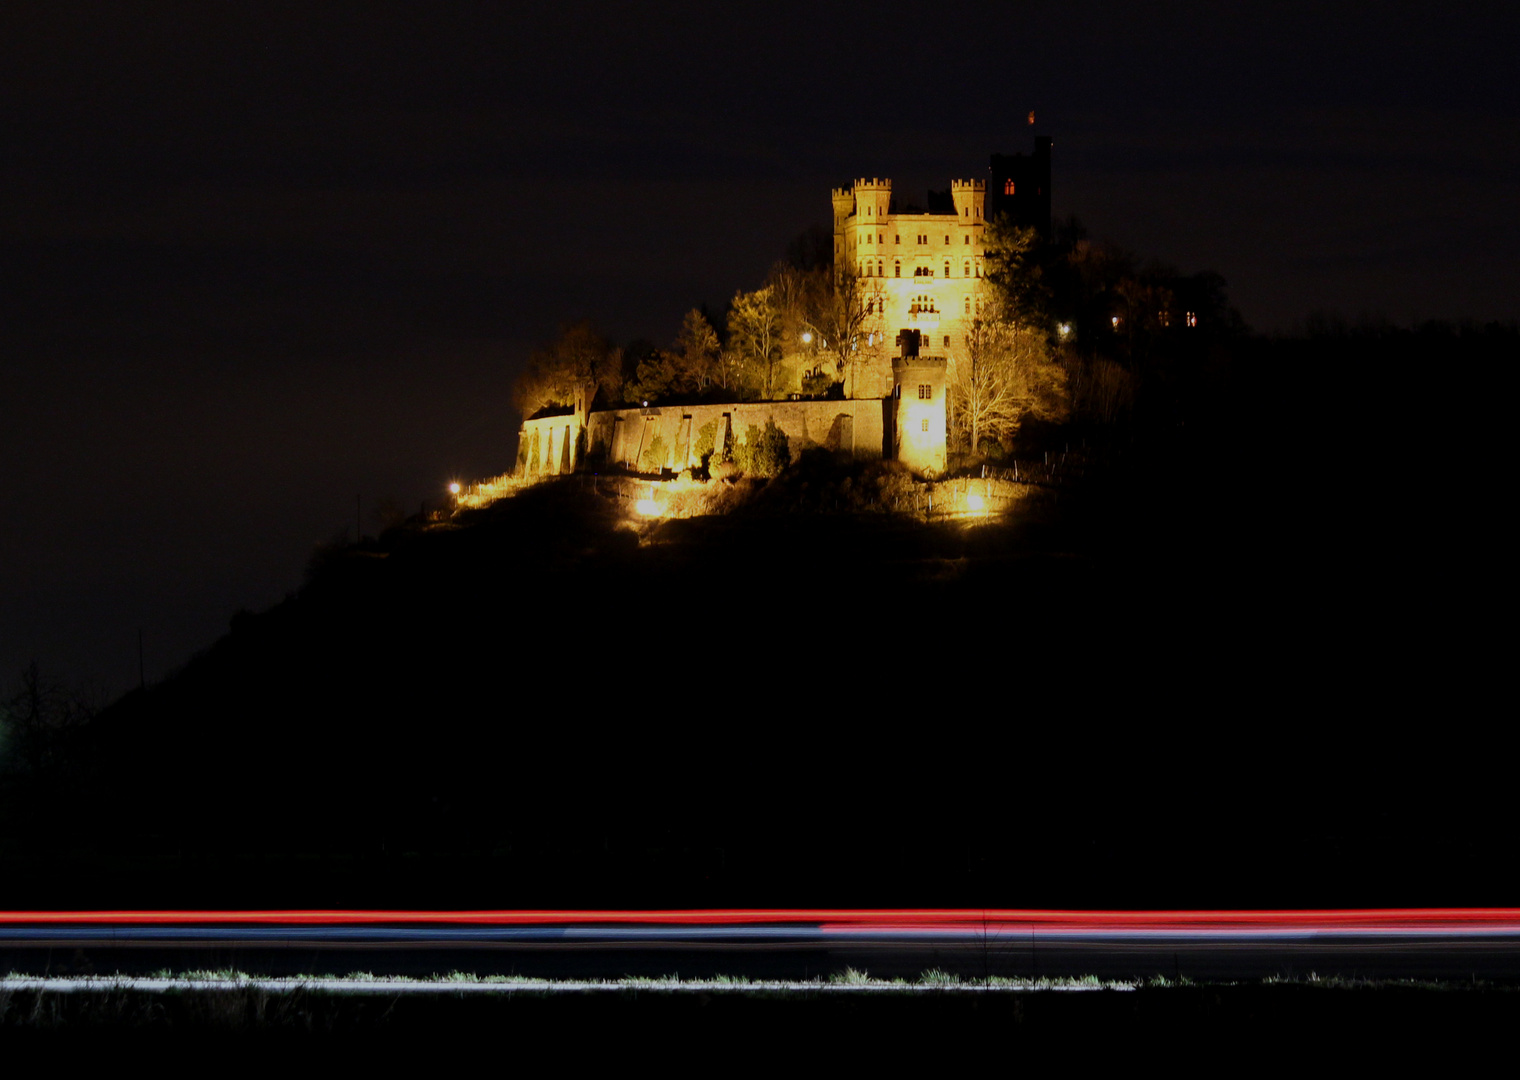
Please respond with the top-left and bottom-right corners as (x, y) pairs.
(576, 399), (890, 473)
(516, 412), (581, 476)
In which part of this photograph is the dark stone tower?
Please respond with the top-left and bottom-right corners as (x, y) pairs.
(987, 136), (1052, 237)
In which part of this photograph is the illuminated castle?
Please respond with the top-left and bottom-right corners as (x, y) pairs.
(829, 175), (991, 473)
(832, 175), (987, 364)
(517, 150), (1053, 481)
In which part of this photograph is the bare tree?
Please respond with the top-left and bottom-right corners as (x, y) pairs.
(1065, 356), (1135, 425)
(811, 269), (884, 397)
(2, 662), (95, 774)
(727, 286), (784, 398)
(949, 290), (1064, 453)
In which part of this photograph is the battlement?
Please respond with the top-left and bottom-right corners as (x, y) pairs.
(950, 179), (986, 192)
(831, 187), (853, 201)
(853, 177), (892, 190)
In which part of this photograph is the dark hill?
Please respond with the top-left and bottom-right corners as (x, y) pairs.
(8, 323), (1514, 909)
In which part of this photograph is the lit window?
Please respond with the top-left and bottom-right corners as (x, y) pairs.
(1004, 180), (1015, 195)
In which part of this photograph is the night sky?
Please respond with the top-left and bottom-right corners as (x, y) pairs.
(3, 2), (1516, 695)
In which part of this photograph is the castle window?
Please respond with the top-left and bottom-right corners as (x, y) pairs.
(963, 261), (970, 276)
(878, 233), (883, 244)
(918, 384), (931, 400)
(943, 335), (950, 347)
(964, 235), (970, 244)
(964, 297), (970, 315)
(1004, 180), (1015, 195)
(922, 418), (929, 432)
(894, 262), (900, 277)
(895, 235), (900, 244)
(876, 259), (883, 275)
(944, 261), (950, 276)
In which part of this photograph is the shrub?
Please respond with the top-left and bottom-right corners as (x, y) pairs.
(709, 458), (740, 482)
(640, 434), (667, 473)
(976, 436), (1008, 463)
(800, 369), (833, 397)
(693, 420), (717, 466)
(733, 420), (790, 478)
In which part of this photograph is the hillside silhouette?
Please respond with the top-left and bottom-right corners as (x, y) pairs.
(5, 321), (1514, 910)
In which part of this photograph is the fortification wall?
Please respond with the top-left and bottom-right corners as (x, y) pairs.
(580, 399), (888, 473)
(516, 412), (581, 476)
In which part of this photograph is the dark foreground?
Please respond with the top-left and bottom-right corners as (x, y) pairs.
(2, 981), (1515, 1065)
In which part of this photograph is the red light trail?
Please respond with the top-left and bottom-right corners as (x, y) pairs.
(3, 909), (1520, 935)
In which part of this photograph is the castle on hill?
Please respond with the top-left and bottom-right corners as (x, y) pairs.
(516, 143), (1051, 481)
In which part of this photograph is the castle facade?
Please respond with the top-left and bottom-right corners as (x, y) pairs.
(832, 176), (985, 419)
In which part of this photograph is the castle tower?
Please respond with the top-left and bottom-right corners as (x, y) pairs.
(853, 177), (891, 221)
(950, 179), (985, 222)
(988, 136), (1052, 237)
(892, 335), (948, 476)
(831, 186), (855, 283)
(831, 186), (855, 231)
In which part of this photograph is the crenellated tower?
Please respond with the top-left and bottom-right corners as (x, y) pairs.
(831, 186), (855, 230)
(852, 177), (892, 221)
(950, 179), (985, 222)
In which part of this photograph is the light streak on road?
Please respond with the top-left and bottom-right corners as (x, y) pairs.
(5, 909), (1520, 946)
(10, 909), (1520, 985)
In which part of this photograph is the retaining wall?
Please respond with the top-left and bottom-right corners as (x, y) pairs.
(520, 399), (893, 476)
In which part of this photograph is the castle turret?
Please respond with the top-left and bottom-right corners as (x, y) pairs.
(831, 186), (855, 231)
(892, 335), (947, 476)
(852, 178), (891, 222)
(950, 179), (985, 222)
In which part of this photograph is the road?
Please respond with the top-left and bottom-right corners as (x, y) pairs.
(5, 909), (1520, 981)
